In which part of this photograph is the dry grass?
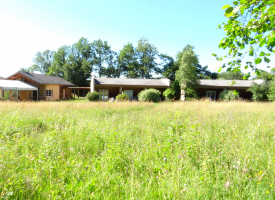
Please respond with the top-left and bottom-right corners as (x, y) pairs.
(0, 101), (275, 199)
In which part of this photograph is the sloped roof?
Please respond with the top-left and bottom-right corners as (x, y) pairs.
(0, 80), (38, 90)
(0, 76), (5, 80)
(95, 77), (170, 87)
(199, 79), (264, 88)
(7, 71), (74, 86)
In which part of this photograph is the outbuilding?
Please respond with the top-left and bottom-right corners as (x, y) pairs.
(0, 80), (38, 101)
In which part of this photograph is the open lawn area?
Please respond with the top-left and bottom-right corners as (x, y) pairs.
(0, 101), (275, 199)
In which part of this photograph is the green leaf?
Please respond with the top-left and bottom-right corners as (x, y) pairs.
(233, 1), (238, 6)
(264, 57), (271, 63)
(240, 0), (247, 4)
(259, 38), (267, 47)
(218, 68), (222, 73)
(255, 34), (263, 40)
(249, 50), (254, 56)
(259, 51), (265, 56)
(266, 53), (271, 56)
(225, 7), (234, 17)
(255, 58), (262, 64)
(222, 5), (231, 9)
(212, 53), (217, 57)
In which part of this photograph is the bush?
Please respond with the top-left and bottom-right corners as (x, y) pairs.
(219, 90), (239, 101)
(163, 88), (174, 101)
(116, 92), (129, 101)
(172, 80), (181, 100)
(86, 91), (99, 101)
(184, 88), (198, 98)
(268, 78), (275, 101)
(247, 82), (269, 101)
(138, 89), (161, 102)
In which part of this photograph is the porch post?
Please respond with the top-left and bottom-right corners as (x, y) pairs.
(74, 89), (75, 99)
(78, 89), (79, 99)
(27, 89), (28, 101)
(119, 87), (122, 94)
(17, 89), (19, 101)
(37, 90), (38, 101)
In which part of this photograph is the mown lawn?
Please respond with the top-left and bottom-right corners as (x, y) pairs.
(0, 101), (275, 199)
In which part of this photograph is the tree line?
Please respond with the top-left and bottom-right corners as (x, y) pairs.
(21, 37), (219, 86)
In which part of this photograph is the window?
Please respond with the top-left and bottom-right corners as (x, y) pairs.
(99, 90), (108, 100)
(206, 91), (216, 100)
(46, 90), (53, 97)
(124, 90), (133, 99)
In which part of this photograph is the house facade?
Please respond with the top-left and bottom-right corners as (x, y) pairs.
(6, 71), (74, 101)
(90, 76), (170, 100)
(197, 79), (264, 100)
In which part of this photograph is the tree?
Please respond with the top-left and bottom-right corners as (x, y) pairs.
(118, 43), (139, 78)
(217, 71), (244, 80)
(103, 51), (122, 78)
(247, 81), (270, 101)
(159, 54), (178, 82)
(213, 0), (275, 78)
(196, 64), (218, 79)
(48, 46), (70, 77)
(176, 45), (199, 98)
(254, 70), (274, 81)
(62, 38), (93, 86)
(91, 39), (112, 77)
(172, 80), (181, 100)
(136, 37), (158, 78)
(32, 50), (55, 74)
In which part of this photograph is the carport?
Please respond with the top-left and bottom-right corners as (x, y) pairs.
(0, 80), (38, 101)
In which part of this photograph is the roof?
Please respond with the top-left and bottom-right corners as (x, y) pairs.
(0, 80), (38, 90)
(7, 71), (74, 86)
(95, 77), (170, 87)
(199, 79), (264, 88)
(0, 76), (5, 80)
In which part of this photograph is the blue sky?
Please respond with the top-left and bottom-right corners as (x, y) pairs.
(0, 0), (273, 78)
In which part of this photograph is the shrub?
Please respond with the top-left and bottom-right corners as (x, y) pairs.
(219, 90), (239, 101)
(138, 89), (161, 102)
(268, 78), (275, 101)
(163, 88), (174, 101)
(116, 92), (129, 101)
(247, 82), (269, 101)
(86, 91), (99, 101)
(184, 88), (198, 98)
(172, 80), (181, 100)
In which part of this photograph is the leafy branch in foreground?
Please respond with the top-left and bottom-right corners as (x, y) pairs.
(213, 0), (275, 79)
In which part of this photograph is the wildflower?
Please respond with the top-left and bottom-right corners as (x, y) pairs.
(163, 158), (167, 161)
(156, 177), (159, 179)
(178, 156), (181, 159)
(224, 181), (230, 189)
(184, 184), (186, 186)
(266, 190), (269, 194)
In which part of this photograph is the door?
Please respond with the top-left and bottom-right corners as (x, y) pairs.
(206, 91), (216, 100)
(99, 90), (109, 100)
(124, 90), (133, 100)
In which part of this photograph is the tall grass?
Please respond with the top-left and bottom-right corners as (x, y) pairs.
(0, 101), (275, 199)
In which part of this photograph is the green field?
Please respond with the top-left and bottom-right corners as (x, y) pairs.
(0, 101), (275, 199)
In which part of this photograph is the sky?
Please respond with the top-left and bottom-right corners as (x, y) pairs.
(0, 0), (274, 78)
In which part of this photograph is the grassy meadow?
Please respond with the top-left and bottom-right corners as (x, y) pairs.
(0, 101), (275, 199)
